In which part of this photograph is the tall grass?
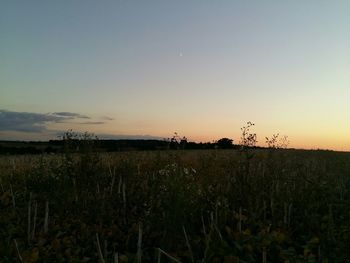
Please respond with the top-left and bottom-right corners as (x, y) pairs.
(1, 149), (350, 262)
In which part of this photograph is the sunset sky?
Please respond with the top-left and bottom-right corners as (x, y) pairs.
(1, 1), (350, 151)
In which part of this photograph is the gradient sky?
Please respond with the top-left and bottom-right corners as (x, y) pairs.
(1, 1), (350, 150)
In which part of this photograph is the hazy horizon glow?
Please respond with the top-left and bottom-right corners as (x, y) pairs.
(1, 1), (350, 150)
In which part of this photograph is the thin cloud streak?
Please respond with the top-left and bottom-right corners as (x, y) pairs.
(101, 116), (115, 121)
(52, 112), (90, 119)
(0, 109), (112, 134)
(79, 121), (105, 125)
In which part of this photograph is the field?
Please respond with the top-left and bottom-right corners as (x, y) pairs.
(1, 148), (350, 262)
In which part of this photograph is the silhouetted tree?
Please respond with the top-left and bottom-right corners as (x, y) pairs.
(217, 138), (234, 149)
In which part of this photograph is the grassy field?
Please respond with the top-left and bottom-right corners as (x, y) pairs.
(1, 148), (350, 262)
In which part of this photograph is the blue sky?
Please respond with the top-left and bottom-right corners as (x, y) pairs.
(1, 1), (350, 150)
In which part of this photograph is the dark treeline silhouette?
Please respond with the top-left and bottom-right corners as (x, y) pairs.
(0, 122), (297, 154)
(0, 137), (243, 155)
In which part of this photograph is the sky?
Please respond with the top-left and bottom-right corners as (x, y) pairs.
(1, 1), (350, 151)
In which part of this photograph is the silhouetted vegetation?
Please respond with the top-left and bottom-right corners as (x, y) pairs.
(2, 124), (350, 262)
(0, 139), (217, 155)
(1, 147), (350, 262)
(216, 138), (234, 149)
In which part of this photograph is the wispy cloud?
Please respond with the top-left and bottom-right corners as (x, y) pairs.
(79, 121), (105, 125)
(101, 116), (114, 121)
(0, 109), (101, 133)
(52, 112), (90, 119)
(0, 110), (63, 132)
(0, 109), (116, 141)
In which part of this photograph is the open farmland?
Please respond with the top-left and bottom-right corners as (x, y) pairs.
(1, 149), (350, 262)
